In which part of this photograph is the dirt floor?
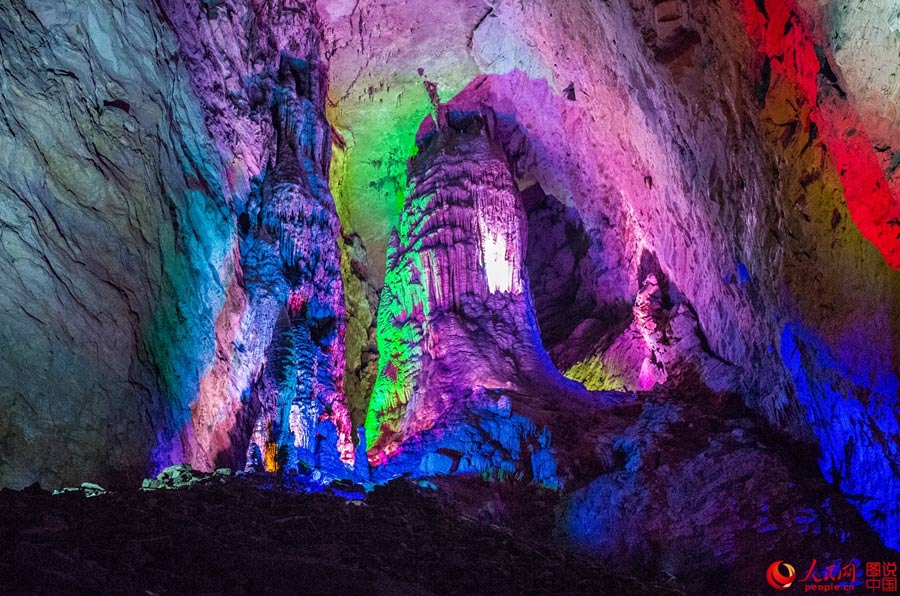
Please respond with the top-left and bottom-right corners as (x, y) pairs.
(0, 475), (684, 596)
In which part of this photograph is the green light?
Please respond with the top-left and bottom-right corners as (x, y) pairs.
(564, 355), (628, 392)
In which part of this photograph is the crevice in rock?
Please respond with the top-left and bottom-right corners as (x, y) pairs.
(521, 182), (599, 352)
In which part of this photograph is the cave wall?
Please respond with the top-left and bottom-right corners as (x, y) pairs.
(0, 0), (234, 488)
(0, 0), (360, 487)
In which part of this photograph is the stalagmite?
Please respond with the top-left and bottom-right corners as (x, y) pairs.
(241, 55), (354, 475)
(365, 110), (582, 474)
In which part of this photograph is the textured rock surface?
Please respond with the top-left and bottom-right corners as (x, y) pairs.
(321, 0), (900, 487)
(0, 0), (233, 488)
(340, 231), (380, 433)
(0, 478), (687, 596)
(321, 0), (487, 277)
(239, 53), (353, 474)
(359, 0), (900, 550)
(0, 0), (357, 487)
(361, 93), (895, 582)
(364, 110), (593, 476)
(159, 0), (355, 475)
(562, 380), (890, 593)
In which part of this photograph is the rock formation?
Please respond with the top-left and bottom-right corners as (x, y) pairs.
(239, 54), (354, 475)
(365, 110), (583, 483)
(353, 90), (891, 585)
(0, 0), (358, 485)
(159, 0), (355, 475)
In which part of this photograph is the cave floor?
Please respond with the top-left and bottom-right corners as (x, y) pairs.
(0, 475), (683, 596)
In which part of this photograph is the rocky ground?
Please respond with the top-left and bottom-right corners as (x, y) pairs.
(0, 474), (684, 596)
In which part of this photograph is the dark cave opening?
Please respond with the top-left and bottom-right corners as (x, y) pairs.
(520, 182), (634, 377)
(521, 183), (596, 349)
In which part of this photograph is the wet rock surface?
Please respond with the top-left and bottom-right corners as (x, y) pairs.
(0, 477), (684, 596)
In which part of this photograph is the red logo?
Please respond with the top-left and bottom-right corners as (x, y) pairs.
(767, 560), (797, 590)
